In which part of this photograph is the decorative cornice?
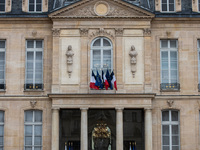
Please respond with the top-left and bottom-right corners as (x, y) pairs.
(80, 28), (89, 37)
(52, 28), (60, 36)
(89, 28), (114, 39)
(32, 30), (37, 37)
(49, 0), (155, 19)
(143, 28), (151, 37)
(115, 28), (123, 36)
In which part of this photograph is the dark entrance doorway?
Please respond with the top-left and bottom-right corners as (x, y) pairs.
(88, 109), (116, 150)
(123, 109), (145, 150)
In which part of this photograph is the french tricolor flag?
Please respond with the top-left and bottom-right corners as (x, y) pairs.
(102, 71), (109, 90)
(111, 71), (117, 90)
(90, 71), (99, 90)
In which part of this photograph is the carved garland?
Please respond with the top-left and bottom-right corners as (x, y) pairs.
(89, 28), (114, 39)
(167, 100), (174, 108)
(30, 101), (37, 108)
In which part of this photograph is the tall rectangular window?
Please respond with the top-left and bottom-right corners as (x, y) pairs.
(29, 0), (42, 12)
(161, 0), (175, 12)
(160, 40), (179, 90)
(162, 110), (180, 150)
(24, 110), (42, 150)
(0, 0), (5, 12)
(25, 40), (43, 90)
(198, 40), (200, 90)
(0, 40), (6, 90)
(199, 0), (200, 11)
(0, 111), (4, 150)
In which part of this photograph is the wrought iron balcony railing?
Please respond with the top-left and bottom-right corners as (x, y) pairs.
(24, 84), (43, 90)
(160, 83), (180, 91)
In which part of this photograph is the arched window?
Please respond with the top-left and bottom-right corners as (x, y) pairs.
(91, 37), (113, 73)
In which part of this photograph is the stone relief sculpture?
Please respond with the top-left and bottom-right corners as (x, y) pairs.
(66, 45), (74, 78)
(129, 45), (138, 78)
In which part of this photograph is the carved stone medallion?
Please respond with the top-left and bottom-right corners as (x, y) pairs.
(94, 1), (110, 16)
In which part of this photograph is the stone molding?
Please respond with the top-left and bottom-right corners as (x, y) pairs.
(115, 28), (123, 36)
(49, 0), (155, 19)
(80, 28), (89, 37)
(30, 100), (37, 108)
(143, 28), (151, 37)
(89, 28), (115, 39)
(167, 100), (174, 108)
(52, 28), (60, 37)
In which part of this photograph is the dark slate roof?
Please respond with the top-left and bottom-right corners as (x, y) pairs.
(0, 0), (200, 18)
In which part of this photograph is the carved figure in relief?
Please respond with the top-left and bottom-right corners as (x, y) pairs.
(129, 45), (138, 78)
(66, 45), (74, 78)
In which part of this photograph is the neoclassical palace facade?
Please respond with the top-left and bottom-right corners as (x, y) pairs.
(0, 0), (200, 150)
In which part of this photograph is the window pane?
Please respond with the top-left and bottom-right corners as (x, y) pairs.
(36, 41), (42, 48)
(27, 41), (34, 48)
(29, 0), (34, 3)
(29, 5), (34, 11)
(169, 0), (174, 3)
(172, 136), (179, 145)
(172, 125), (179, 134)
(25, 147), (32, 150)
(162, 0), (167, 3)
(163, 146), (170, 150)
(35, 111), (42, 122)
(36, 4), (42, 11)
(27, 52), (34, 60)
(103, 39), (111, 46)
(34, 147), (42, 150)
(103, 50), (111, 69)
(93, 39), (100, 46)
(93, 50), (101, 69)
(170, 40), (177, 48)
(35, 125), (42, 136)
(169, 4), (175, 11)
(0, 5), (5, 12)
(162, 125), (169, 135)
(171, 111), (178, 121)
(162, 136), (169, 145)
(162, 4), (167, 11)
(0, 41), (5, 49)
(0, 137), (3, 146)
(162, 111), (169, 121)
(161, 40), (168, 48)
(25, 136), (32, 145)
(25, 125), (32, 136)
(34, 136), (42, 145)
(0, 112), (4, 122)
(172, 146), (179, 150)
(25, 111), (33, 122)
(0, 126), (4, 136)
(36, 0), (42, 3)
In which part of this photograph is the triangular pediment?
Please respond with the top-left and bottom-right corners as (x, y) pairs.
(49, 0), (154, 19)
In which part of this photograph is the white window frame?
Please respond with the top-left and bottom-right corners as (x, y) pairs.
(160, 39), (179, 84)
(90, 37), (113, 74)
(25, 40), (43, 90)
(24, 110), (43, 150)
(198, 40), (200, 86)
(161, 110), (180, 150)
(28, 0), (42, 12)
(0, 111), (4, 150)
(0, 40), (6, 90)
(0, 0), (5, 12)
(161, 0), (175, 12)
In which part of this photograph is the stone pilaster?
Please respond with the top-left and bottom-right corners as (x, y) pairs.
(51, 108), (60, 150)
(116, 107), (124, 150)
(145, 108), (152, 150)
(81, 108), (88, 150)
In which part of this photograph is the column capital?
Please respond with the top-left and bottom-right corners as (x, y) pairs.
(80, 107), (89, 111)
(52, 107), (60, 110)
(115, 107), (124, 112)
(144, 107), (152, 111)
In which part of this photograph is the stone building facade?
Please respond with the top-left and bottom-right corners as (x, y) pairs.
(0, 0), (200, 150)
